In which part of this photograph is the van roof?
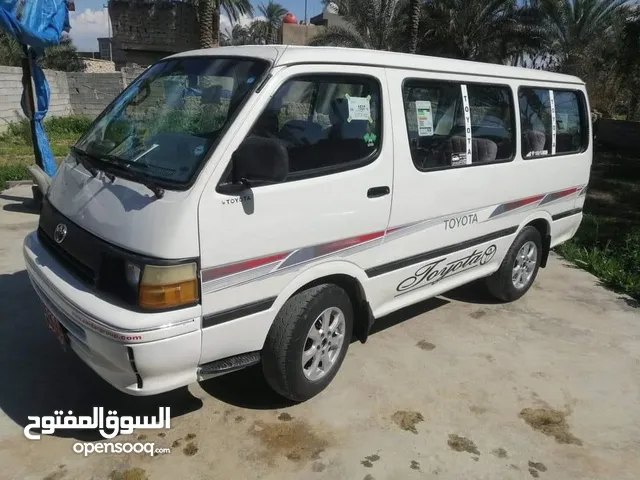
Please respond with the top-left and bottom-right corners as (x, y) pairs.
(168, 45), (584, 86)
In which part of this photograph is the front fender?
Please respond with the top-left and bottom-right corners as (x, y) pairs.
(271, 259), (371, 315)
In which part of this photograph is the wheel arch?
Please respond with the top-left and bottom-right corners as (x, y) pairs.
(272, 260), (374, 344)
(519, 212), (552, 268)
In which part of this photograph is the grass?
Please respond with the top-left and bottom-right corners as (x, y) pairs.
(555, 148), (640, 302)
(0, 116), (90, 187)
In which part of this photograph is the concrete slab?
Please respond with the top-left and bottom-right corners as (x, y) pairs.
(0, 185), (638, 480)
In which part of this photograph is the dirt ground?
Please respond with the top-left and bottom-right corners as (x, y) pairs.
(1, 185), (639, 480)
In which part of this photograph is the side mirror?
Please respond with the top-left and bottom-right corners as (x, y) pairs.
(230, 136), (289, 188)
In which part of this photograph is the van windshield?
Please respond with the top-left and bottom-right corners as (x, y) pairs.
(75, 57), (269, 185)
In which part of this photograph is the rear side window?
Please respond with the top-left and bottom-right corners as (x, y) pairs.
(519, 88), (587, 158)
(402, 80), (515, 170)
(248, 74), (382, 178)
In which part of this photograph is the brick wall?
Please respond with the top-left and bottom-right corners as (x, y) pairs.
(0, 66), (145, 131)
(110, 0), (199, 65)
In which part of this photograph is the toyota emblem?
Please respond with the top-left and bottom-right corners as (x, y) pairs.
(54, 223), (67, 244)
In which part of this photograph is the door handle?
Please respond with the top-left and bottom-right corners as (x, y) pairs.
(367, 186), (390, 198)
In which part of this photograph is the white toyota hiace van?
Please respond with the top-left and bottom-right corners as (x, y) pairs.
(24, 46), (591, 401)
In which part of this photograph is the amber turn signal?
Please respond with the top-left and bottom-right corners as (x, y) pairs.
(138, 263), (199, 309)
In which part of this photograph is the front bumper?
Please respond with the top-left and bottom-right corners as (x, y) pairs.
(23, 231), (202, 395)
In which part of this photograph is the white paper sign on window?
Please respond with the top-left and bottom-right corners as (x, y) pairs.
(415, 101), (434, 136)
(345, 94), (373, 122)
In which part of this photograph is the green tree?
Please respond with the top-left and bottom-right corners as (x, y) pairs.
(258, 0), (287, 44)
(198, 0), (253, 48)
(418, 0), (543, 62)
(0, 31), (23, 66)
(309, 0), (407, 50)
(0, 31), (84, 72)
(529, 0), (633, 76)
(221, 24), (251, 45)
(40, 36), (85, 72)
(409, 0), (420, 53)
(589, 7), (640, 118)
(249, 20), (271, 44)
(618, 11), (640, 119)
(525, 0), (637, 117)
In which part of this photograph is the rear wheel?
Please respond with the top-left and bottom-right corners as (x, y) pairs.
(486, 226), (542, 302)
(262, 284), (353, 402)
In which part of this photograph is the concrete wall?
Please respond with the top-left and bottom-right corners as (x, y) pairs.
(0, 66), (74, 131)
(0, 66), (144, 131)
(280, 24), (325, 45)
(67, 72), (127, 119)
(597, 119), (640, 150)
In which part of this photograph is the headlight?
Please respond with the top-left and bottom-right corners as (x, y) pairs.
(138, 263), (199, 309)
(125, 261), (141, 289)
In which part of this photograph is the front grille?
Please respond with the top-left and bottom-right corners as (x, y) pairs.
(38, 227), (96, 285)
(37, 198), (102, 287)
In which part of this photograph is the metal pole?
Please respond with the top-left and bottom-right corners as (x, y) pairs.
(304, 0), (307, 23)
(105, 2), (113, 61)
(21, 46), (44, 170)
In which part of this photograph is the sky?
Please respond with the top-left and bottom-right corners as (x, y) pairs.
(69, 0), (325, 51)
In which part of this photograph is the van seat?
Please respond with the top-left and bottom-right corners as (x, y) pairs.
(279, 120), (327, 146)
(328, 98), (369, 140)
(522, 130), (546, 157)
(430, 136), (498, 167)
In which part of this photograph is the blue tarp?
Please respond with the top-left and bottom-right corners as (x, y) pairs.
(0, 0), (71, 177)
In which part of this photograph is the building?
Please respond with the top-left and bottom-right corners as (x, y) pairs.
(97, 37), (126, 69)
(77, 51), (101, 59)
(109, 0), (199, 68)
(280, 5), (353, 46)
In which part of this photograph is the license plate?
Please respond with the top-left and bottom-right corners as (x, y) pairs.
(44, 306), (67, 351)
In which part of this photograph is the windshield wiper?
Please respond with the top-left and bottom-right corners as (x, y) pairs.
(71, 146), (164, 199)
(99, 155), (165, 199)
(71, 146), (101, 178)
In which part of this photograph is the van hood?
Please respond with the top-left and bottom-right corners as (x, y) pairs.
(46, 158), (201, 259)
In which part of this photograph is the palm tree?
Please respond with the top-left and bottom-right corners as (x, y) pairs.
(199, 0), (254, 48)
(199, 0), (216, 48)
(529, 0), (633, 76)
(249, 20), (272, 44)
(309, 0), (407, 50)
(417, 0), (544, 62)
(258, 0), (288, 44)
(409, 0), (420, 53)
(615, 9), (640, 118)
(221, 24), (252, 45)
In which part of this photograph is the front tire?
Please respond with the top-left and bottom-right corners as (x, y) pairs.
(486, 226), (542, 302)
(262, 284), (353, 402)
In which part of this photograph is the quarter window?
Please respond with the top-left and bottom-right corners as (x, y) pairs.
(248, 75), (382, 178)
(519, 88), (587, 158)
(403, 80), (515, 170)
(554, 91), (585, 154)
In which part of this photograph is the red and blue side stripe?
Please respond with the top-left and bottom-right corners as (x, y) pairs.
(202, 185), (585, 288)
